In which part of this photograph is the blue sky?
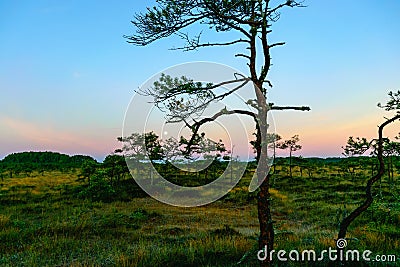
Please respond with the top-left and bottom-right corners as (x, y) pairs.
(1, 1), (399, 161)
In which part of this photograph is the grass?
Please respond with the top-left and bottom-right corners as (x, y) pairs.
(0, 164), (399, 266)
(0, 198), (256, 266)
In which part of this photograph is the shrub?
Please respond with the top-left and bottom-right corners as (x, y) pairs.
(78, 171), (115, 202)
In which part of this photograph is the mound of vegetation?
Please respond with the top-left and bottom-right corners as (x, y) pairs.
(0, 151), (97, 176)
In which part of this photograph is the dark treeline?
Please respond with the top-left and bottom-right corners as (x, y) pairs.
(0, 151), (398, 203)
(1, 151), (399, 172)
(1, 151), (95, 165)
(0, 151), (97, 176)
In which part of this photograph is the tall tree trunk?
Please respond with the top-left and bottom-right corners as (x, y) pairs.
(254, 87), (274, 267)
(258, 174), (274, 267)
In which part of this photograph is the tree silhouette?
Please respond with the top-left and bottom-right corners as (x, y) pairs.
(338, 90), (400, 245)
(118, 130), (228, 184)
(117, 131), (164, 162)
(276, 134), (302, 179)
(103, 154), (128, 184)
(343, 136), (400, 182)
(125, 2), (310, 264)
(78, 159), (98, 185)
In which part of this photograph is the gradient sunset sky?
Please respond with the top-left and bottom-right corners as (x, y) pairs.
(1, 0), (399, 161)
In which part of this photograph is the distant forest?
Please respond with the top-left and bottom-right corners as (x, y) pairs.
(1, 151), (399, 178)
(0, 151), (398, 202)
(0, 151), (97, 173)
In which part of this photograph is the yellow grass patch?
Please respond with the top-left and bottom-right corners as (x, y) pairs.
(0, 214), (10, 228)
(1, 170), (80, 195)
(269, 188), (287, 200)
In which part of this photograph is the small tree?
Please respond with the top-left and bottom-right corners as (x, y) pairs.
(144, 131), (164, 161)
(118, 130), (228, 184)
(343, 135), (400, 182)
(103, 154), (129, 184)
(78, 159), (98, 185)
(276, 135), (302, 179)
(293, 156), (308, 178)
(251, 133), (281, 177)
(338, 90), (400, 244)
(117, 131), (164, 161)
(78, 170), (116, 202)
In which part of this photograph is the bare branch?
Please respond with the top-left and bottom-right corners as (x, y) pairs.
(264, 80), (273, 88)
(171, 34), (249, 51)
(183, 108), (257, 155)
(270, 105), (311, 111)
(212, 79), (251, 100)
(267, 1), (306, 18)
(235, 53), (251, 60)
(269, 42), (286, 49)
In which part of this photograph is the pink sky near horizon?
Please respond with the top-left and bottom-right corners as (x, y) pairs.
(0, 116), (121, 161)
(0, 110), (398, 162)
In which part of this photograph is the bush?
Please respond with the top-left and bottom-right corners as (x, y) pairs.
(78, 171), (115, 202)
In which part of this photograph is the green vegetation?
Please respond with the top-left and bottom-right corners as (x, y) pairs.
(0, 151), (96, 178)
(0, 152), (399, 266)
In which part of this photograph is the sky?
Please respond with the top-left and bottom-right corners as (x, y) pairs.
(1, 0), (400, 161)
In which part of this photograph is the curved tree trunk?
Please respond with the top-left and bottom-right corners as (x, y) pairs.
(338, 114), (400, 241)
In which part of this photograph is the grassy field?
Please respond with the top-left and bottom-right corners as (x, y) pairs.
(0, 162), (399, 266)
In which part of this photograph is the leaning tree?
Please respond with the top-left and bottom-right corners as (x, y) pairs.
(338, 90), (400, 244)
(125, 1), (310, 265)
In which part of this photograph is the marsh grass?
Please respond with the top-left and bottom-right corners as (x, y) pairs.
(0, 162), (399, 266)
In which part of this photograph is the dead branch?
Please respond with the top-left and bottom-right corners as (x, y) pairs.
(270, 105), (311, 111)
(183, 108), (257, 156)
(171, 34), (250, 51)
